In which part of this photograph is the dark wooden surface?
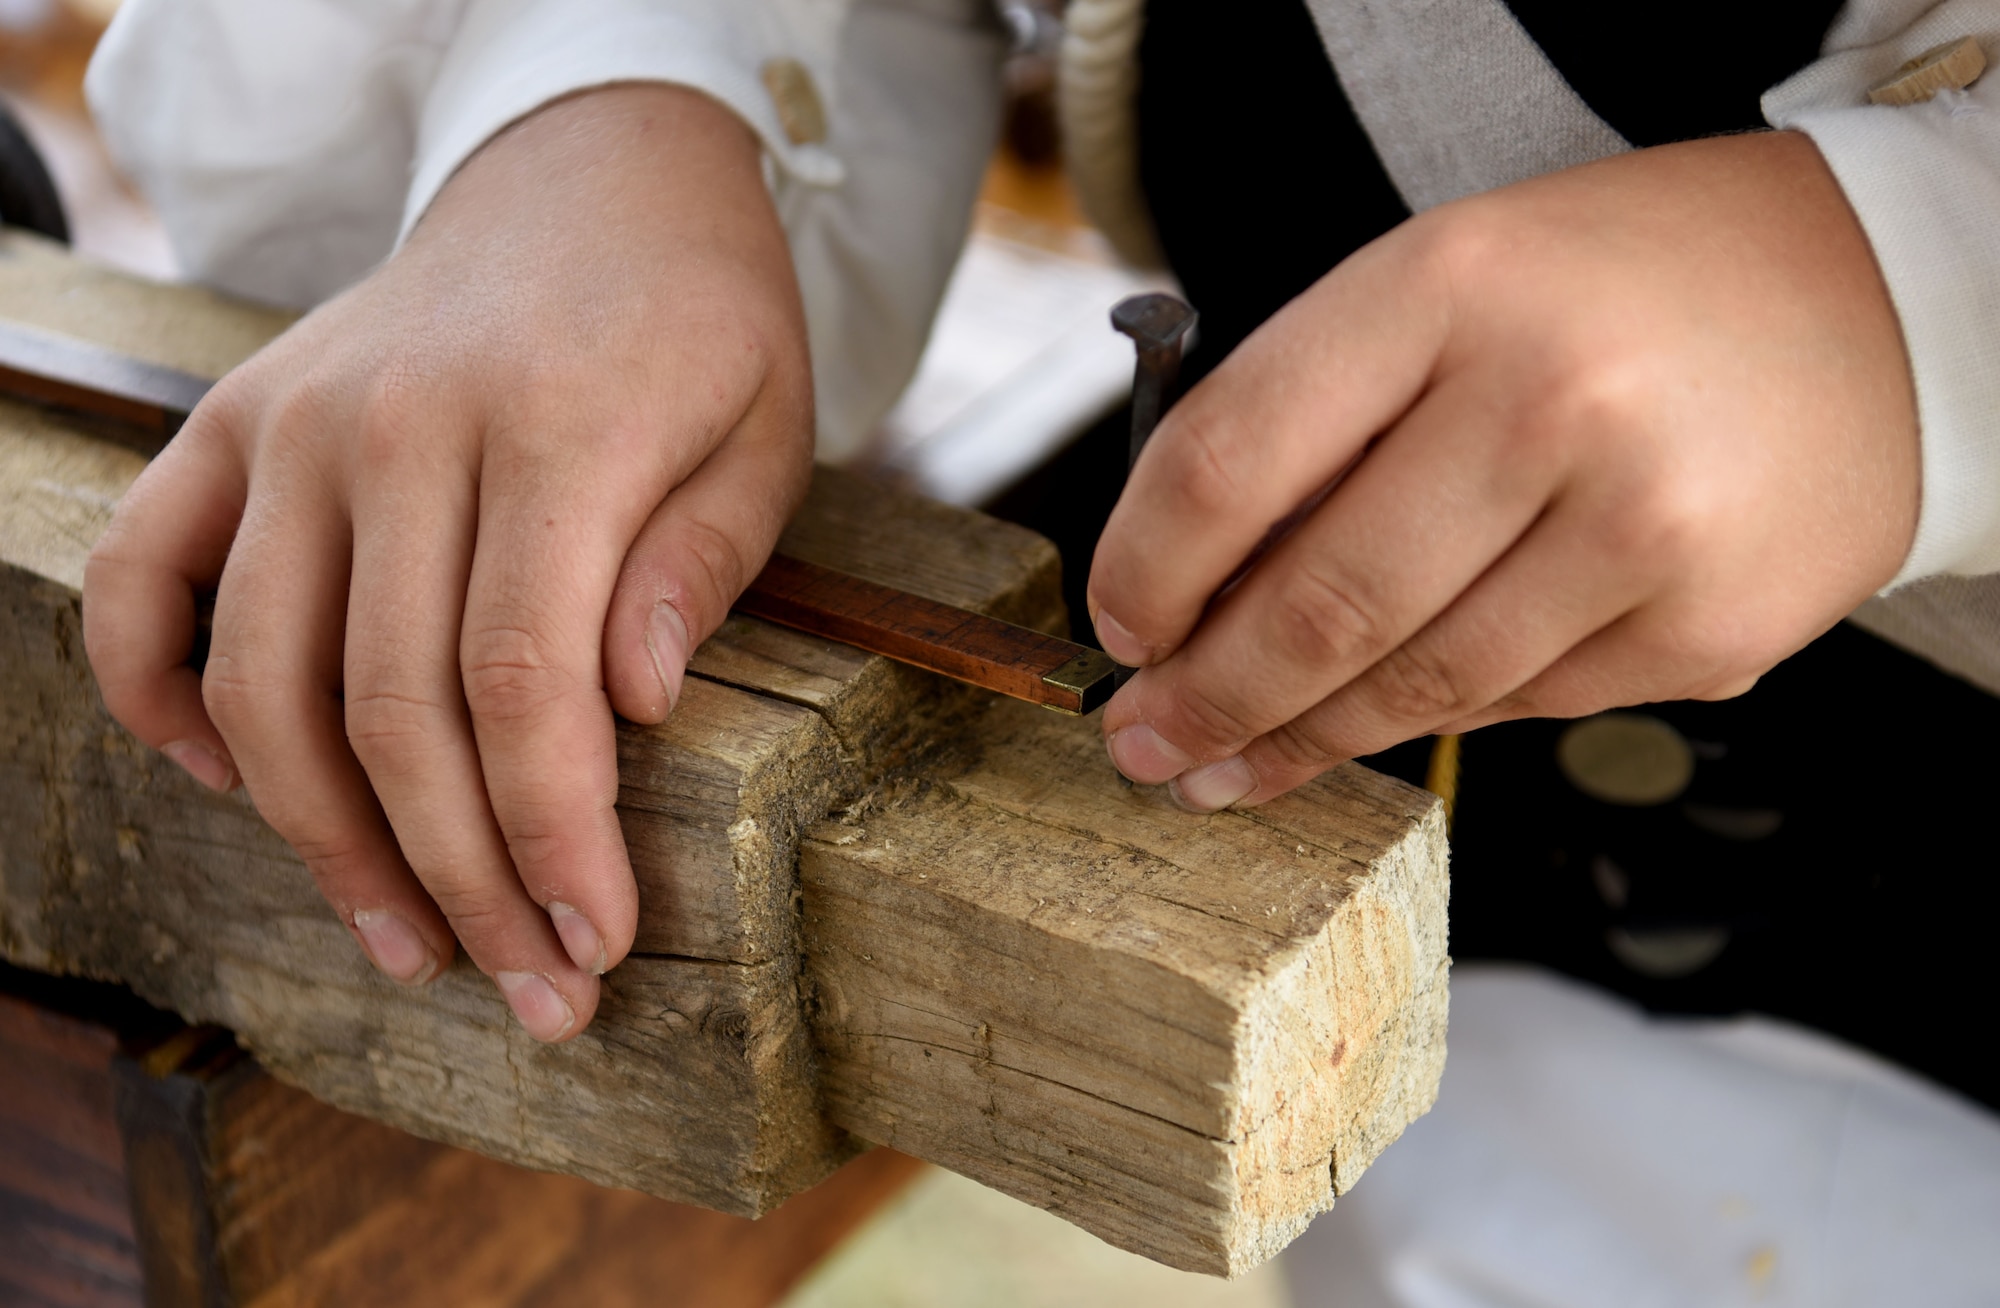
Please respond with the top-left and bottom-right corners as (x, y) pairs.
(0, 966), (923, 1308)
(0, 976), (145, 1308)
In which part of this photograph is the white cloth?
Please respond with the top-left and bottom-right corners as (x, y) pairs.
(83, 0), (1006, 462)
(1280, 966), (2000, 1307)
(85, 0), (2000, 588)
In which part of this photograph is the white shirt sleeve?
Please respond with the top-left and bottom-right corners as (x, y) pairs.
(1764, 3), (2000, 584)
(83, 0), (1005, 461)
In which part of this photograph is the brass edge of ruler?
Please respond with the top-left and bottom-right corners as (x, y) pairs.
(1040, 648), (1121, 716)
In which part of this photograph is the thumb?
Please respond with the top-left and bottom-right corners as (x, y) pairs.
(603, 437), (809, 723)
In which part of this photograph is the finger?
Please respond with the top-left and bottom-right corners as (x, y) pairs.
(1086, 226), (1453, 667)
(1469, 602), (1790, 727)
(1178, 496), (1662, 810)
(1101, 375), (1555, 785)
(201, 479), (455, 985)
(458, 423), (700, 991)
(83, 420), (246, 792)
(343, 448), (599, 1038)
(603, 427), (810, 724)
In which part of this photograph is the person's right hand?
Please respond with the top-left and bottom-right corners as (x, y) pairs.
(1086, 131), (1917, 813)
(83, 85), (815, 1040)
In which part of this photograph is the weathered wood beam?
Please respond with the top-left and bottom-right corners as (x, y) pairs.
(0, 230), (1449, 1275)
(803, 699), (1447, 1272)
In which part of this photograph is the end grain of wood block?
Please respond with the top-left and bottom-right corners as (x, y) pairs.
(800, 699), (1450, 1276)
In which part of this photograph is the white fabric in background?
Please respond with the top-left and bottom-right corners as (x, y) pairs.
(88, 0), (2000, 588)
(1280, 966), (2000, 1308)
(85, 0), (1006, 462)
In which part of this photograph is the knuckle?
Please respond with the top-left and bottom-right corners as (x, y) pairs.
(199, 651), (273, 732)
(460, 623), (567, 724)
(1407, 205), (1506, 292)
(1161, 681), (1262, 755)
(662, 516), (751, 622)
(1366, 643), (1474, 725)
(181, 367), (265, 443)
(286, 830), (383, 894)
(1273, 562), (1385, 670)
(1602, 476), (1721, 570)
(493, 813), (569, 880)
(344, 686), (455, 771)
(420, 882), (516, 938)
(351, 368), (441, 464)
(1156, 405), (1257, 523)
(1260, 716), (1347, 776)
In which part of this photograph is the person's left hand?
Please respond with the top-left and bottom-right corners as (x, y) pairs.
(1086, 131), (1919, 810)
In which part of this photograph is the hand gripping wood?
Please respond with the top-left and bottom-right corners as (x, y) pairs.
(0, 230), (1448, 1276)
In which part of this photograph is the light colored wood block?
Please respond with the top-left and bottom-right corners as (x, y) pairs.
(803, 698), (1447, 1275)
(0, 230), (1448, 1274)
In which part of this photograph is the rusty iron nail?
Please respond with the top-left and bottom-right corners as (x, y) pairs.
(1111, 292), (1197, 472)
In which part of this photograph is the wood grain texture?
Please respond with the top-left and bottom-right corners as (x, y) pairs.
(802, 699), (1448, 1275)
(0, 988), (143, 1308)
(2, 967), (921, 1308)
(0, 231), (1058, 1220)
(0, 232), (1448, 1275)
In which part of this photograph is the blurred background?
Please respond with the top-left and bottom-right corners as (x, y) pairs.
(0, 0), (1165, 517)
(0, 0), (173, 277)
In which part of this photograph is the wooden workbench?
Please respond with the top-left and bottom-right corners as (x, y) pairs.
(0, 229), (1450, 1278)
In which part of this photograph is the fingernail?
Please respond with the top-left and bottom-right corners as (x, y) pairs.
(1106, 723), (1196, 784)
(548, 902), (606, 975)
(1170, 756), (1258, 812)
(353, 909), (439, 985)
(646, 603), (690, 715)
(495, 971), (576, 1042)
(1093, 610), (1152, 668)
(162, 740), (236, 793)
